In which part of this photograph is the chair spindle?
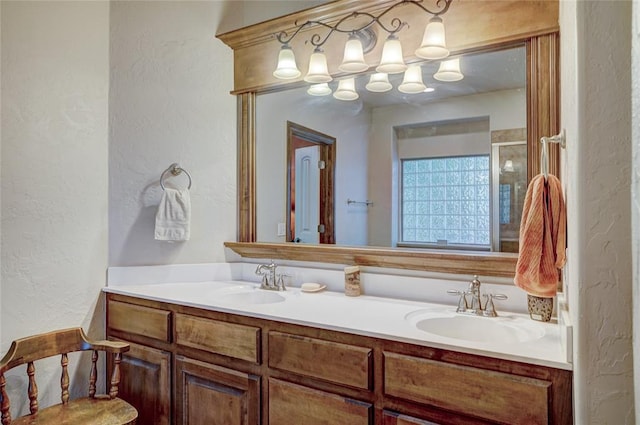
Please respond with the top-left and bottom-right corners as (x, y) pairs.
(1, 373), (11, 425)
(109, 353), (122, 399)
(89, 350), (98, 398)
(27, 362), (38, 414)
(60, 353), (69, 404)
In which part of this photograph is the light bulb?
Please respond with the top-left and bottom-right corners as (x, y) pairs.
(434, 58), (464, 82)
(339, 35), (369, 73)
(333, 78), (359, 101)
(398, 65), (426, 94)
(376, 35), (407, 74)
(304, 48), (332, 83)
(307, 83), (332, 96)
(366, 73), (392, 92)
(273, 44), (301, 80)
(415, 17), (449, 60)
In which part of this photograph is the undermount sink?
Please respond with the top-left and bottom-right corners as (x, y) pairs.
(217, 290), (286, 305)
(406, 310), (545, 344)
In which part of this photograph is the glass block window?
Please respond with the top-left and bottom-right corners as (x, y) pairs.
(401, 155), (490, 247)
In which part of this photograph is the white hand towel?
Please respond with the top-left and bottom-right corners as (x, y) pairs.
(155, 188), (191, 241)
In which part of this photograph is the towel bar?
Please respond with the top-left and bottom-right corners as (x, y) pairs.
(160, 163), (192, 190)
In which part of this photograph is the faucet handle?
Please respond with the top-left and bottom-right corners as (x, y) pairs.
(482, 293), (508, 317)
(447, 289), (468, 313)
(276, 273), (290, 291)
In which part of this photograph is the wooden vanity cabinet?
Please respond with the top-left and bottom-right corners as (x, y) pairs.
(106, 293), (572, 425)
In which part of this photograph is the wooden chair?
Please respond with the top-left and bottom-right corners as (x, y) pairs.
(0, 327), (138, 425)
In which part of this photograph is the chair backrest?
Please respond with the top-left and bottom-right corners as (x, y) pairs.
(0, 327), (130, 425)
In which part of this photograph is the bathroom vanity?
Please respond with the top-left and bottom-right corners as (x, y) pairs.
(104, 281), (571, 425)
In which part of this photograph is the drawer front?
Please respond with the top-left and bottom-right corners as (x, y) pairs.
(384, 352), (551, 425)
(268, 378), (372, 425)
(108, 300), (171, 342)
(269, 331), (372, 390)
(175, 313), (261, 363)
(382, 411), (440, 425)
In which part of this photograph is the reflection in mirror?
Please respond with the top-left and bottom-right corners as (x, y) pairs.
(256, 45), (526, 252)
(286, 121), (336, 244)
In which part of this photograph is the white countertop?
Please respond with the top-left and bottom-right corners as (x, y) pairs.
(103, 280), (572, 371)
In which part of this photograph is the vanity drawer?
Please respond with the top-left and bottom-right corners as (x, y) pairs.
(175, 313), (261, 363)
(269, 378), (372, 425)
(107, 300), (171, 342)
(268, 331), (372, 390)
(384, 352), (551, 425)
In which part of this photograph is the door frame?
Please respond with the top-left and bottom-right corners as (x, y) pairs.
(286, 121), (336, 244)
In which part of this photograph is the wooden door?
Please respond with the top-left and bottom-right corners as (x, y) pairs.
(111, 339), (172, 425)
(295, 145), (321, 243)
(175, 356), (260, 425)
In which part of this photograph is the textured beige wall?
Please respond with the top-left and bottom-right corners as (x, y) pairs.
(562, 0), (635, 422)
(108, 1), (238, 266)
(1, 0), (110, 411)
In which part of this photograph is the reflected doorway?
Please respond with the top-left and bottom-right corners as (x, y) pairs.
(491, 140), (527, 252)
(286, 121), (336, 244)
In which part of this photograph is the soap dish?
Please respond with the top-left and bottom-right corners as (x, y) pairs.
(301, 283), (326, 293)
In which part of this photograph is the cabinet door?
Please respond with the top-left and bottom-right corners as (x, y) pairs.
(269, 378), (372, 425)
(113, 339), (172, 425)
(175, 356), (260, 425)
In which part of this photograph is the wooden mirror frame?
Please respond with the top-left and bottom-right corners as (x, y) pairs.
(218, 0), (559, 278)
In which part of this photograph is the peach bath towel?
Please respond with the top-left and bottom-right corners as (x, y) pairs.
(514, 174), (566, 297)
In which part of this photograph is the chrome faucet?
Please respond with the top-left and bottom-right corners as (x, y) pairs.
(255, 261), (286, 291)
(467, 275), (483, 314)
(447, 275), (507, 317)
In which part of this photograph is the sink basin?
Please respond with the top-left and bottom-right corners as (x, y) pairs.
(407, 311), (545, 344)
(217, 290), (286, 305)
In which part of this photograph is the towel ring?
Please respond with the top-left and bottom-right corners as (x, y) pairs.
(160, 163), (192, 190)
(540, 129), (566, 179)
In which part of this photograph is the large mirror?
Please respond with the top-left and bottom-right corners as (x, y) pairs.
(256, 46), (527, 253)
(218, 0), (559, 277)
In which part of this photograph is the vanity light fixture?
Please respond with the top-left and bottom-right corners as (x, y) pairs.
(272, 0), (454, 83)
(415, 16), (449, 60)
(434, 57), (464, 81)
(338, 33), (369, 73)
(273, 44), (301, 79)
(307, 83), (332, 96)
(365, 73), (393, 92)
(304, 47), (332, 83)
(502, 160), (515, 173)
(333, 78), (359, 101)
(376, 35), (407, 74)
(398, 64), (427, 94)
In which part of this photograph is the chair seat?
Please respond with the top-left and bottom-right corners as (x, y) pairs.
(11, 396), (138, 425)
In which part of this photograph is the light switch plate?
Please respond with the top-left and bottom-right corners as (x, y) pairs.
(277, 222), (286, 236)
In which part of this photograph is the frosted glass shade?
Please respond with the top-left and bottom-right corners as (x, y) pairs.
(434, 58), (464, 82)
(304, 49), (332, 83)
(503, 160), (515, 172)
(398, 65), (426, 94)
(415, 17), (449, 60)
(339, 36), (369, 73)
(273, 45), (301, 79)
(333, 78), (359, 101)
(307, 83), (332, 96)
(376, 36), (407, 74)
(365, 73), (392, 92)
